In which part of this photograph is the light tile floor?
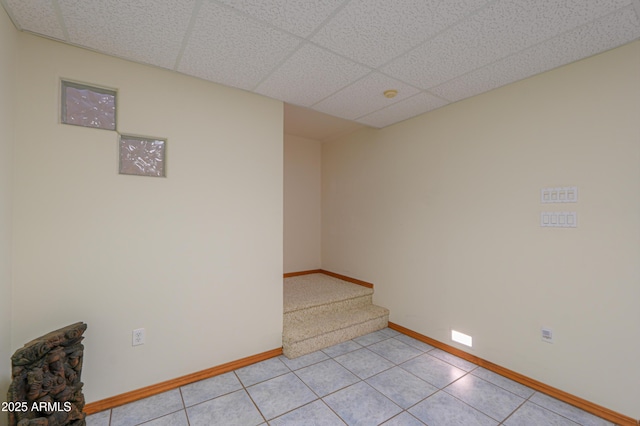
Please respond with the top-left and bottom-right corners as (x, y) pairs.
(86, 328), (615, 426)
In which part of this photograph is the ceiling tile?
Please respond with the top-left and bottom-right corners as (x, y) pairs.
(214, 0), (347, 37)
(312, 0), (487, 68)
(431, 6), (640, 102)
(356, 92), (450, 128)
(58, 0), (195, 70)
(312, 72), (420, 120)
(383, 0), (635, 90)
(178, 1), (300, 91)
(255, 43), (370, 107)
(5, 0), (65, 40)
(510, 0), (634, 36)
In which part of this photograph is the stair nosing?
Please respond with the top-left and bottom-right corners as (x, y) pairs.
(283, 315), (389, 346)
(284, 294), (373, 314)
(283, 305), (389, 343)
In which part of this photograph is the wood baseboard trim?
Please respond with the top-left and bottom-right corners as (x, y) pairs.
(283, 269), (322, 278)
(388, 322), (637, 426)
(283, 269), (374, 289)
(319, 270), (374, 288)
(83, 347), (283, 415)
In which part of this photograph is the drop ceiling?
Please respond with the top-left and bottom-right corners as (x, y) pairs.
(2, 0), (640, 134)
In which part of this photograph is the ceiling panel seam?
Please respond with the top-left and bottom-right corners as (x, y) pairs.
(172, 0), (203, 71)
(0, 0), (21, 30)
(248, 0), (354, 91)
(51, 0), (69, 42)
(632, 0), (640, 28)
(402, 2), (639, 94)
(371, 0), (499, 72)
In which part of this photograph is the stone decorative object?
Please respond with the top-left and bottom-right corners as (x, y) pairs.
(7, 322), (87, 426)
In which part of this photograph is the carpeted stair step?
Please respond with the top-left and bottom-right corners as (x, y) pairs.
(284, 274), (374, 312)
(284, 294), (373, 325)
(283, 304), (389, 359)
(282, 273), (389, 359)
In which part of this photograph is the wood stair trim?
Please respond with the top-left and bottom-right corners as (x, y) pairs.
(283, 269), (322, 278)
(283, 269), (374, 288)
(319, 270), (374, 288)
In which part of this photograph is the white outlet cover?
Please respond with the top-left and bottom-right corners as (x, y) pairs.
(132, 328), (145, 346)
(541, 327), (553, 343)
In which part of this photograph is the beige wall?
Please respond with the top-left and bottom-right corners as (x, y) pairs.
(11, 34), (283, 403)
(284, 134), (322, 273)
(322, 41), (640, 419)
(0, 7), (16, 426)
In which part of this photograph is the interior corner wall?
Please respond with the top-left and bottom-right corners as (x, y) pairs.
(12, 33), (283, 404)
(321, 41), (640, 419)
(284, 134), (322, 273)
(0, 7), (16, 426)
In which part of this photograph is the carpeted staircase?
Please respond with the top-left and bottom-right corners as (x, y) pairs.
(282, 273), (389, 358)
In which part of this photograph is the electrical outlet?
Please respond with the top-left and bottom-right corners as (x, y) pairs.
(541, 327), (553, 344)
(132, 328), (145, 346)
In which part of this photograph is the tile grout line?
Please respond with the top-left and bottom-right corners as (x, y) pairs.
(525, 393), (600, 426)
(178, 387), (190, 426)
(394, 344), (536, 424)
(341, 331), (439, 424)
(274, 363), (325, 422)
(233, 369), (269, 425)
(438, 364), (542, 425)
(288, 331), (408, 425)
(432, 369), (510, 424)
(497, 396), (530, 426)
(392, 335), (485, 423)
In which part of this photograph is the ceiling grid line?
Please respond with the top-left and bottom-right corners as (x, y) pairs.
(427, 3), (640, 100)
(0, 0), (19, 30)
(248, 38), (312, 93)
(172, 0), (204, 72)
(50, 0), (69, 42)
(306, 69), (375, 108)
(249, 0), (356, 91)
(370, 0), (499, 75)
(428, 3), (640, 103)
